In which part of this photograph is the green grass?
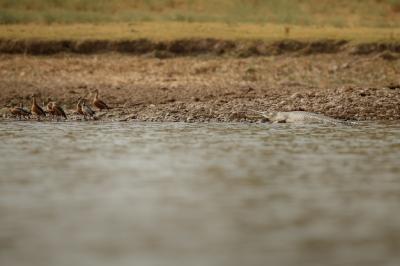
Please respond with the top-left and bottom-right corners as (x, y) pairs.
(1, 1), (399, 43)
(1, 22), (399, 42)
(0, 0), (399, 27)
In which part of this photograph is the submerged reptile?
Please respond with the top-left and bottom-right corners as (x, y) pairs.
(250, 110), (356, 125)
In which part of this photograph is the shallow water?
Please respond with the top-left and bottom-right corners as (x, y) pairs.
(1, 121), (400, 266)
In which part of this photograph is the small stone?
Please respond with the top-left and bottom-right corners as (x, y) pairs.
(186, 116), (194, 123)
(330, 65), (338, 72)
(166, 98), (176, 103)
(290, 92), (303, 99)
(387, 84), (400, 90)
(341, 63), (350, 69)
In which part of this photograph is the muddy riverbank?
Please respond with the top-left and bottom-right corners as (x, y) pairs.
(1, 53), (399, 122)
(1, 38), (400, 57)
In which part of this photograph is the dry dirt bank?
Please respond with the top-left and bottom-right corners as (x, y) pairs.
(0, 53), (399, 122)
(1, 39), (400, 58)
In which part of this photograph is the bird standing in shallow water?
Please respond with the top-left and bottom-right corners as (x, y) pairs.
(10, 103), (31, 119)
(51, 102), (67, 120)
(74, 98), (85, 116)
(31, 96), (46, 120)
(92, 89), (111, 110)
(46, 101), (55, 118)
(82, 99), (96, 120)
(19, 103), (32, 117)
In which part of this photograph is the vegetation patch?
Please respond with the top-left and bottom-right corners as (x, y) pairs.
(0, 22), (399, 56)
(0, 0), (399, 27)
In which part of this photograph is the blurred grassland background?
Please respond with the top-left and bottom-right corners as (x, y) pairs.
(0, 0), (399, 27)
(0, 0), (399, 42)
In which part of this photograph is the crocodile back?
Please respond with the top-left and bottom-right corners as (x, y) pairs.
(283, 111), (342, 124)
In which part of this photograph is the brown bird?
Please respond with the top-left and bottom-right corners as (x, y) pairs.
(20, 102), (31, 112)
(18, 103), (32, 118)
(45, 97), (53, 112)
(92, 89), (111, 110)
(74, 98), (85, 116)
(51, 102), (67, 120)
(10, 103), (31, 119)
(46, 101), (55, 117)
(81, 99), (96, 120)
(31, 95), (46, 119)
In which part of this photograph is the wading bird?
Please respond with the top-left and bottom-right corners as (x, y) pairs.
(10, 103), (31, 119)
(82, 99), (96, 120)
(51, 102), (67, 120)
(74, 98), (85, 116)
(19, 103), (31, 117)
(31, 95), (46, 120)
(92, 89), (111, 110)
(46, 101), (55, 118)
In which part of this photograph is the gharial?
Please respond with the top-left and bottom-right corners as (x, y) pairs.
(250, 110), (356, 125)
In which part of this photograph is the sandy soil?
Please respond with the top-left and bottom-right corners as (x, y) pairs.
(0, 53), (399, 122)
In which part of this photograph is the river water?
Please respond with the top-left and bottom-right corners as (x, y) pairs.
(1, 121), (400, 266)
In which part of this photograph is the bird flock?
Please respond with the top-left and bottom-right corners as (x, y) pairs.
(9, 89), (111, 121)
